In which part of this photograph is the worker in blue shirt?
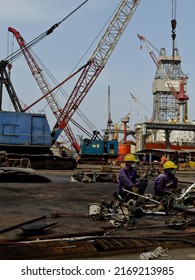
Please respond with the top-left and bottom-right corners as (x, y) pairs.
(154, 160), (178, 197)
(118, 154), (148, 200)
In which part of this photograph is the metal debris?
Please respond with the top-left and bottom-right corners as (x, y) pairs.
(138, 246), (170, 260)
(71, 171), (117, 183)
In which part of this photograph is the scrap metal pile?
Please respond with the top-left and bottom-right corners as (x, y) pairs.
(71, 162), (159, 183)
(87, 183), (195, 230)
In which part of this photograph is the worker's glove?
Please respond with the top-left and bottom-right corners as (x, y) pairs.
(131, 185), (139, 193)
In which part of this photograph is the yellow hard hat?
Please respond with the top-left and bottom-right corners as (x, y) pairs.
(124, 153), (137, 162)
(163, 160), (177, 169)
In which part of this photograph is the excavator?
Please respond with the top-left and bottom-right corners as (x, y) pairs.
(0, 0), (141, 168)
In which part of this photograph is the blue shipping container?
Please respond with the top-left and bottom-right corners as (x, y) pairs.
(0, 111), (51, 146)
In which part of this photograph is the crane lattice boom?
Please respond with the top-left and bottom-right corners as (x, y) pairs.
(52, 0), (141, 143)
(8, 27), (80, 152)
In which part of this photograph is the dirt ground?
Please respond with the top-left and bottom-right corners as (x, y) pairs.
(0, 165), (195, 260)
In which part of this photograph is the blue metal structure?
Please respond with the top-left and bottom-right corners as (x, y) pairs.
(79, 138), (118, 163)
(0, 111), (51, 147)
(0, 111), (77, 169)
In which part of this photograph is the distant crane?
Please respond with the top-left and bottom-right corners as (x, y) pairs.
(113, 113), (132, 142)
(129, 91), (151, 122)
(103, 85), (114, 140)
(107, 85), (113, 129)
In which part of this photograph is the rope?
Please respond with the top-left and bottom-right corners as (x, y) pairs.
(4, 0), (89, 62)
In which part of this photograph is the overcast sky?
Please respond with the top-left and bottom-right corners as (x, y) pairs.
(0, 0), (194, 143)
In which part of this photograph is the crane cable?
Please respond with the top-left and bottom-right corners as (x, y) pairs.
(171, 0), (177, 60)
(4, 0), (89, 63)
(32, 50), (99, 134)
(5, 0), (106, 139)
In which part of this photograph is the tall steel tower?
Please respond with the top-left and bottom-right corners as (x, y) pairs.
(151, 47), (187, 123)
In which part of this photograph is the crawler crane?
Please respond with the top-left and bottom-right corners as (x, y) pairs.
(1, 0), (141, 166)
(46, 0), (141, 164)
(0, 2), (90, 169)
(51, 0), (141, 144)
(8, 27), (81, 153)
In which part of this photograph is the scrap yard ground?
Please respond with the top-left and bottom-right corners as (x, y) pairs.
(0, 164), (195, 260)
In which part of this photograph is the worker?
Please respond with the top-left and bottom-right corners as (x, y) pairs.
(142, 154), (147, 162)
(118, 154), (148, 201)
(160, 154), (167, 164)
(154, 160), (178, 197)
